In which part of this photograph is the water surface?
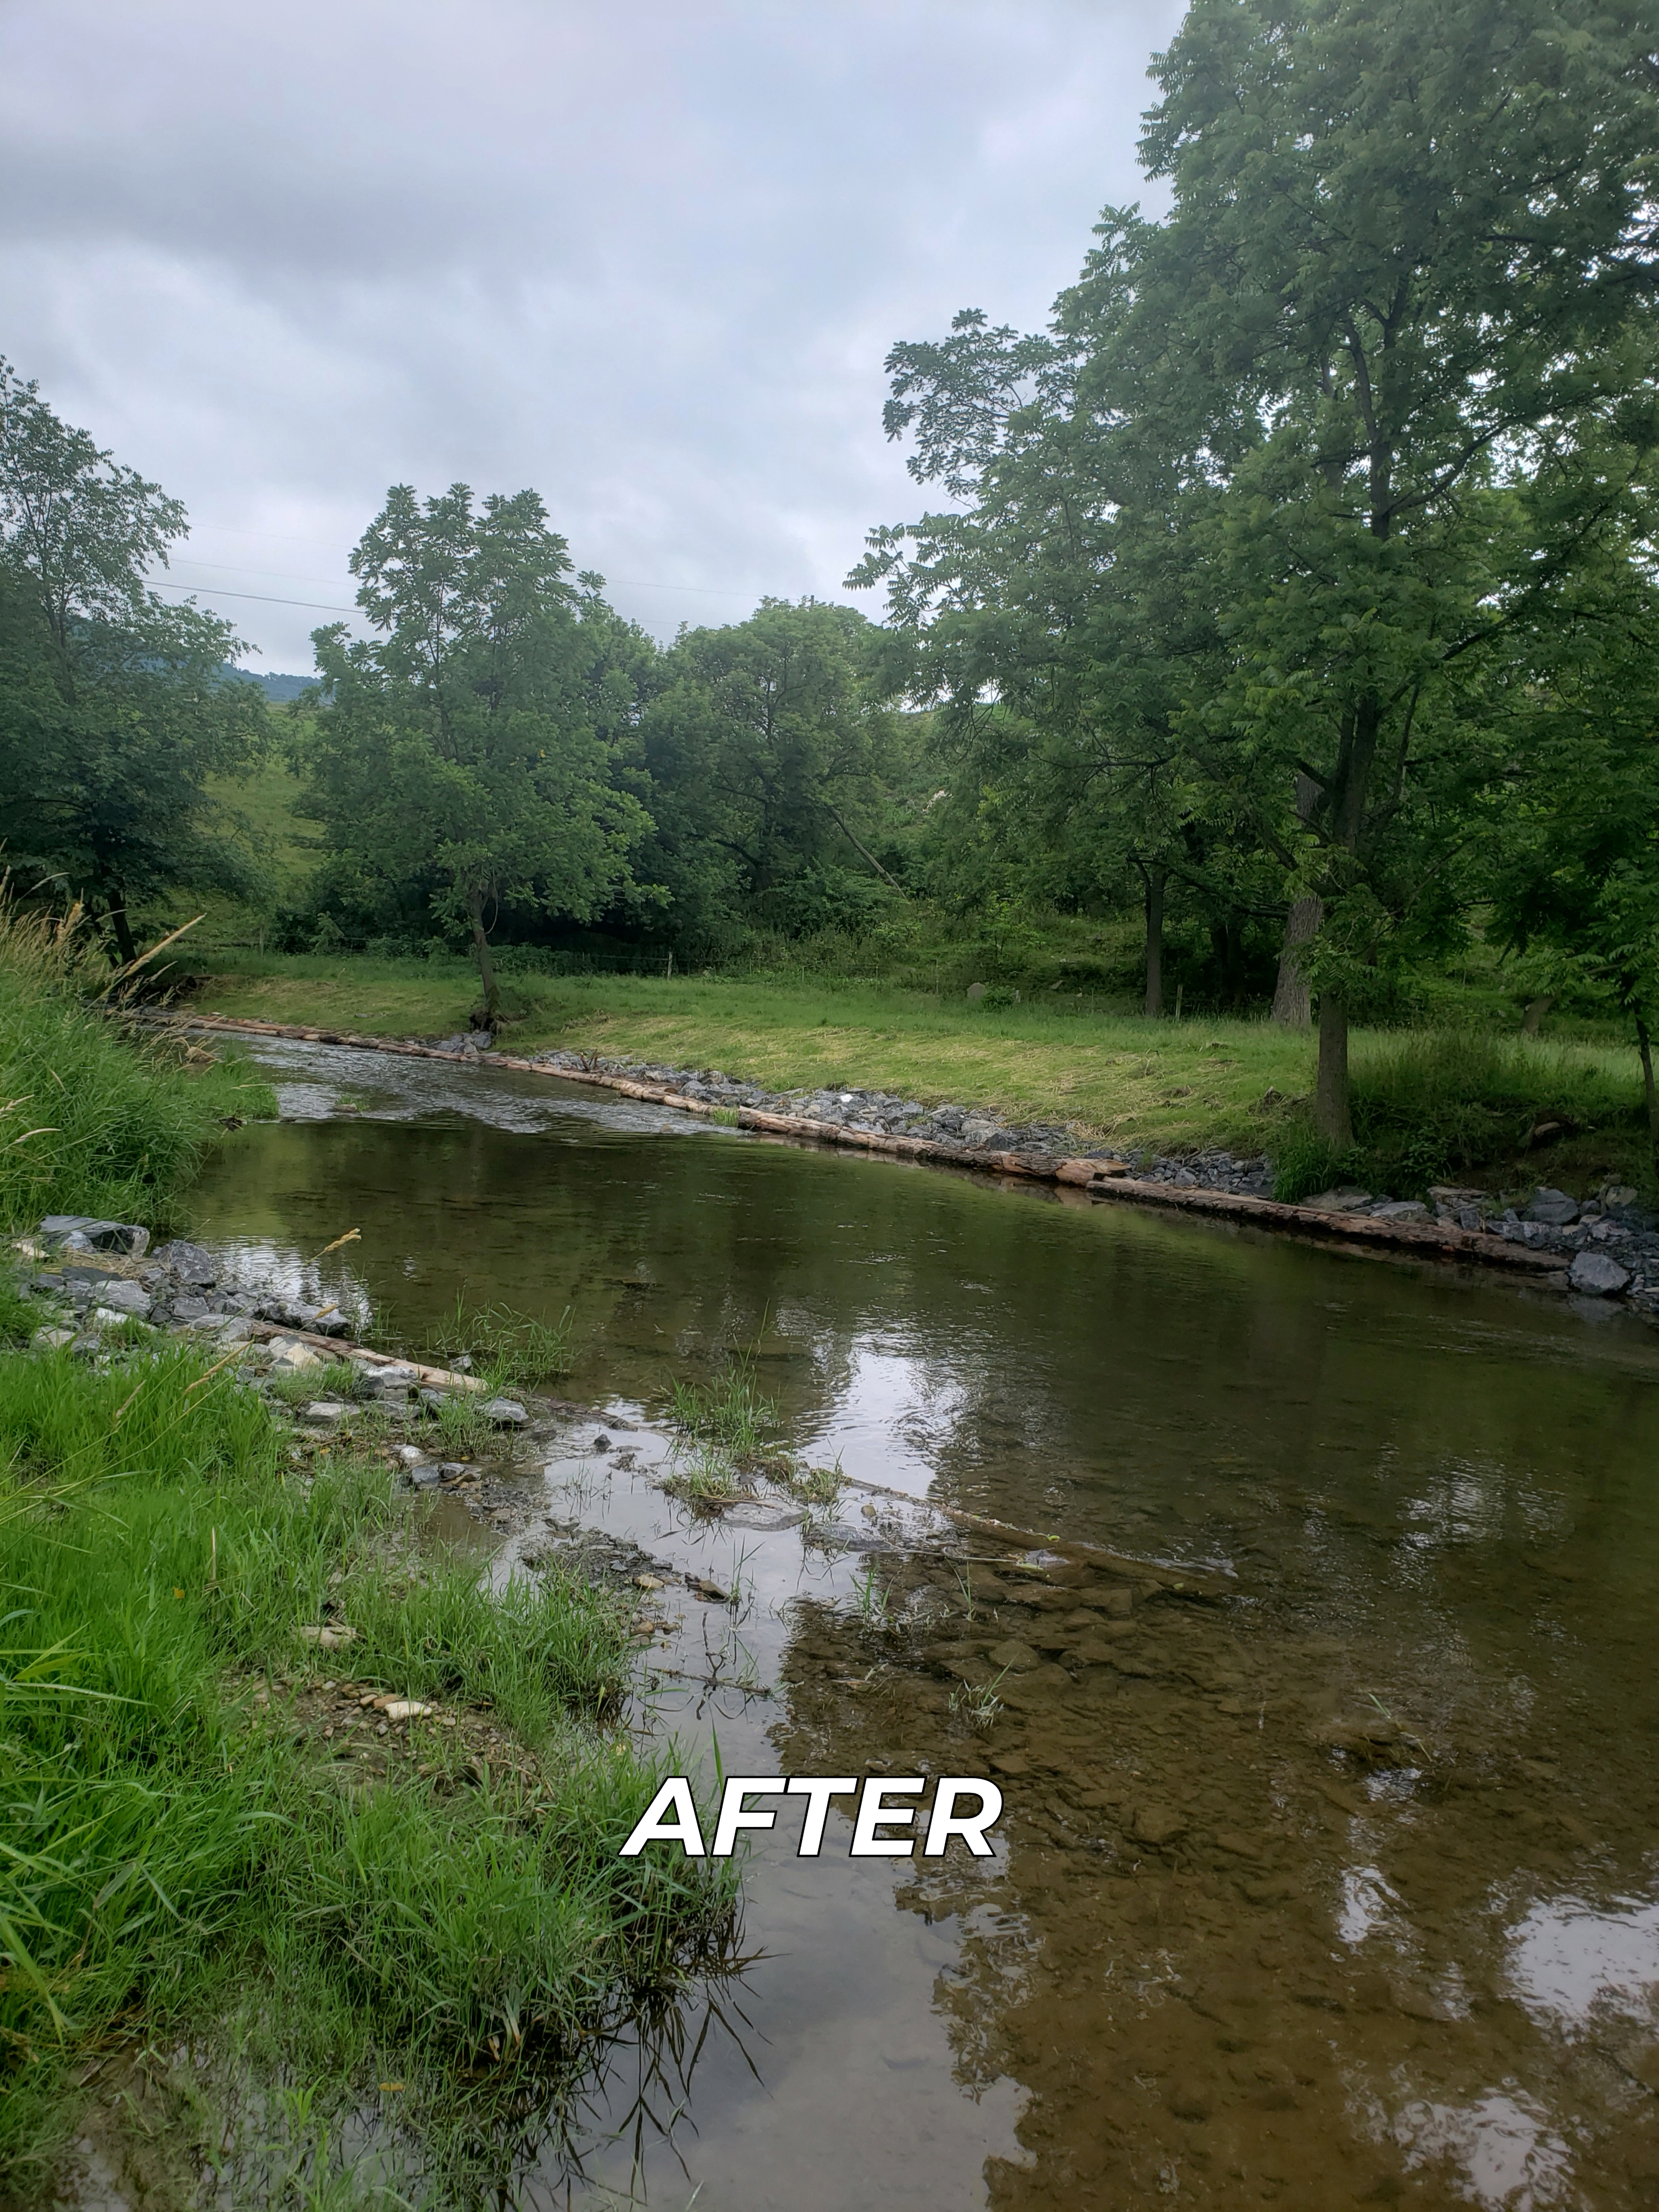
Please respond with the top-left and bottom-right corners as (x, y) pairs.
(187, 1037), (1659, 2209)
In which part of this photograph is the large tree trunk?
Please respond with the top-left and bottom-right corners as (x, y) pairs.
(1314, 992), (1352, 1150)
(1271, 895), (1322, 1027)
(1637, 1011), (1659, 1167)
(1141, 865), (1165, 1018)
(106, 893), (139, 968)
(468, 888), (500, 1022)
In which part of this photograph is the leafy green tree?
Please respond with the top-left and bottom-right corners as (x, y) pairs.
(302, 484), (652, 1015)
(0, 359), (266, 960)
(625, 599), (901, 946)
(860, 0), (1659, 1139)
(1492, 537), (1659, 1160)
(1109, 0), (1659, 1141)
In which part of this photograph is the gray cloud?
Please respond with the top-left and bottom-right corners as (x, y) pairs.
(0, 0), (1182, 667)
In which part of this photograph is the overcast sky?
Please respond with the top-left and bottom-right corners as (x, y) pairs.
(1, 0), (1182, 671)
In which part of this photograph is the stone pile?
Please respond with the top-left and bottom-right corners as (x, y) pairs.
(21, 1221), (356, 1346)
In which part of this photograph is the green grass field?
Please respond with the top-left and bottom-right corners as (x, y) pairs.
(182, 952), (1653, 1198)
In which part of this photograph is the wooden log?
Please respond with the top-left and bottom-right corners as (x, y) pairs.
(835, 1472), (1234, 1596)
(240, 1319), (483, 1391)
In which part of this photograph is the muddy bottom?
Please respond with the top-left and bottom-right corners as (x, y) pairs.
(162, 1036), (1659, 2209)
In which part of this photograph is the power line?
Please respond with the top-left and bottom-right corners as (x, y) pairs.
(149, 580), (357, 614)
(151, 574), (765, 614)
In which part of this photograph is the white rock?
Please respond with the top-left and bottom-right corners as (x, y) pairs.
(296, 1623), (357, 1648)
(31, 1326), (75, 1352)
(268, 1337), (323, 1370)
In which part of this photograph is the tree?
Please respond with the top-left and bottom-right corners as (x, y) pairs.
(1113, 0), (1659, 1141)
(850, 232), (1288, 1019)
(625, 599), (902, 946)
(302, 484), (652, 1015)
(0, 359), (266, 958)
(857, 1), (1659, 1137)
(1491, 527), (1659, 1161)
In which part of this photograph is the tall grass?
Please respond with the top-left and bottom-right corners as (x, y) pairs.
(429, 1294), (574, 1386)
(0, 893), (273, 1231)
(1272, 1029), (1646, 1200)
(0, 1343), (734, 2194)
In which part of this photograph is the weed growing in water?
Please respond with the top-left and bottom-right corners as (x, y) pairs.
(949, 1670), (1009, 1732)
(667, 1353), (778, 1463)
(659, 1444), (751, 1509)
(430, 1294), (574, 1386)
(850, 1564), (894, 1628)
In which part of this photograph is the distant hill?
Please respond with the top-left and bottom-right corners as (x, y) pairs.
(223, 667), (315, 703)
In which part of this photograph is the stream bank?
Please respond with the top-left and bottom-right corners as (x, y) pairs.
(158, 1013), (1657, 1314)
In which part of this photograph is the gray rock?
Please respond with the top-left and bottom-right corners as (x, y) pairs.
(268, 1336), (324, 1372)
(1303, 1187), (1373, 1213)
(480, 1396), (529, 1426)
(810, 1522), (892, 1553)
(1568, 1250), (1630, 1296)
(171, 1295), (210, 1322)
(359, 1362), (417, 1396)
(153, 1239), (216, 1285)
(90, 1305), (151, 1331)
(418, 1386), (450, 1410)
(408, 1463), (446, 1488)
(301, 1400), (348, 1423)
(31, 1326), (75, 1352)
(38, 1216), (150, 1256)
(1527, 1187), (1579, 1226)
(91, 1279), (153, 1319)
(965, 982), (987, 1002)
(1369, 1200), (1431, 1223)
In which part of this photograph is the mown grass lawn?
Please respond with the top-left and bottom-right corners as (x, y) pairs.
(188, 956), (1320, 1149)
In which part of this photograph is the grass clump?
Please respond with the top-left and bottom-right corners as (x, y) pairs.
(430, 1294), (574, 1388)
(667, 1356), (777, 1463)
(0, 1340), (734, 2199)
(0, 893), (274, 1232)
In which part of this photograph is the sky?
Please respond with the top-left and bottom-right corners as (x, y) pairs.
(0, 0), (1182, 672)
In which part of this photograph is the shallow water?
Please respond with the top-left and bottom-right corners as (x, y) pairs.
(185, 1037), (1659, 2209)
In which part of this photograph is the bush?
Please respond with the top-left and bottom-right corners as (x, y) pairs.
(0, 893), (272, 1231)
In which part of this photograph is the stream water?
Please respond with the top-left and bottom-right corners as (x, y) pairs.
(184, 1037), (1659, 2210)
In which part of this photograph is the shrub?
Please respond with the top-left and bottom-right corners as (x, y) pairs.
(0, 891), (272, 1231)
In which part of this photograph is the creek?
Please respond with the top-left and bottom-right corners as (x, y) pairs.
(183, 1035), (1659, 2210)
